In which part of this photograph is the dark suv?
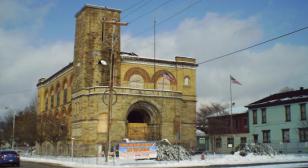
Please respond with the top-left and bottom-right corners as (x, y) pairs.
(0, 150), (20, 167)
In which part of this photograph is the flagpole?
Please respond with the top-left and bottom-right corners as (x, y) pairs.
(229, 75), (234, 150)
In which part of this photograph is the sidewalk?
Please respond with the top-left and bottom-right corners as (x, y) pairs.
(21, 153), (308, 168)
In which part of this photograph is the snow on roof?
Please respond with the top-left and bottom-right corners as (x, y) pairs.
(196, 129), (206, 136)
(247, 88), (308, 108)
(207, 106), (248, 118)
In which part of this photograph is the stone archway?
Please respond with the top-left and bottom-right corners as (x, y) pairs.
(126, 101), (160, 141)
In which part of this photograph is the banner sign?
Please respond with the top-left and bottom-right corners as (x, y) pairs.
(119, 142), (157, 159)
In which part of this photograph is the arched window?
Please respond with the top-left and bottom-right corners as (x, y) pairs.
(45, 93), (48, 111)
(56, 86), (61, 107)
(156, 77), (171, 90)
(63, 83), (68, 104)
(184, 76), (190, 86)
(50, 89), (54, 109)
(129, 74), (144, 89)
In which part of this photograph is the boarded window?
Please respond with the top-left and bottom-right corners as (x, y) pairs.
(97, 113), (107, 133)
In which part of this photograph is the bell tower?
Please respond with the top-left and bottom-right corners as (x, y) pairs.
(73, 5), (122, 92)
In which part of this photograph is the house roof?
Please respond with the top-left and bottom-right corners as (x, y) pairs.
(246, 87), (308, 108)
(207, 106), (248, 118)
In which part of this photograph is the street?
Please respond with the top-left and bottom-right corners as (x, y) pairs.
(14, 161), (69, 168)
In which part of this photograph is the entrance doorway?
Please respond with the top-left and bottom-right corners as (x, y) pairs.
(126, 101), (160, 140)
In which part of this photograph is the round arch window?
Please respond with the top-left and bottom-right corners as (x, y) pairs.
(129, 74), (144, 89)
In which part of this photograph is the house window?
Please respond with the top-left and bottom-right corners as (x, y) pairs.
(215, 137), (222, 148)
(261, 108), (267, 124)
(299, 128), (308, 142)
(243, 118), (248, 128)
(240, 137), (247, 144)
(282, 129), (290, 143)
(285, 105), (291, 122)
(262, 130), (271, 143)
(227, 137), (234, 148)
(184, 76), (190, 86)
(253, 134), (258, 143)
(253, 109), (257, 124)
(199, 137), (206, 144)
(300, 104), (306, 120)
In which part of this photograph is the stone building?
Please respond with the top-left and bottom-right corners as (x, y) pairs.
(36, 4), (197, 156)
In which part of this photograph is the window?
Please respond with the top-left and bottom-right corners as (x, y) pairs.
(261, 108), (267, 124)
(243, 118), (248, 128)
(240, 137), (247, 144)
(282, 129), (290, 143)
(129, 74), (144, 89)
(184, 76), (190, 86)
(285, 105), (291, 122)
(262, 130), (271, 143)
(56, 88), (60, 107)
(215, 137), (222, 148)
(63, 83), (68, 104)
(45, 96), (48, 111)
(199, 138), (206, 144)
(300, 103), (306, 120)
(253, 134), (258, 143)
(227, 137), (234, 148)
(156, 76), (171, 90)
(299, 128), (308, 142)
(253, 109), (257, 124)
(50, 95), (54, 108)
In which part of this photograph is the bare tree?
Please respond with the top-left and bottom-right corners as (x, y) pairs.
(44, 112), (68, 155)
(196, 103), (227, 133)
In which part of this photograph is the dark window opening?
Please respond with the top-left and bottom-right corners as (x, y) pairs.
(127, 110), (150, 123)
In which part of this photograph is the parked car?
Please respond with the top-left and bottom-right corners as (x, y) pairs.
(0, 150), (20, 167)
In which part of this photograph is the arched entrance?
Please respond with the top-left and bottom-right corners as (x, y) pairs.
(126, 101), (160, 140)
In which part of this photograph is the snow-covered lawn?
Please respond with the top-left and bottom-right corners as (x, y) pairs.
(21, 153), (308, 168)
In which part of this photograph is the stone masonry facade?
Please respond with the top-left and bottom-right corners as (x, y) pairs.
(37, 5), (197, 156)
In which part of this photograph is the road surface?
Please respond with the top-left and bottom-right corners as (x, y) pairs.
(18, 161), (69, 168)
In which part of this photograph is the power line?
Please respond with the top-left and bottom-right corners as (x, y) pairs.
(157, 0), (202, 26)
(122, 0), (153, 19)
(127, 0), (202, 37)
(197, 26), (308, 65)
(122, 0), (145, 13)
(128, 0), (175, 24)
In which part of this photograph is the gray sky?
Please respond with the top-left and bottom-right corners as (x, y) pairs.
(1, 1), (308, 118)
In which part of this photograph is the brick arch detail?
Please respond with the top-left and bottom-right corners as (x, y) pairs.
(152, 70), (177, 85)
(124, 67), (151, 83)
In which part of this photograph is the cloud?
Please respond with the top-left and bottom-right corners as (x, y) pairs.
(122, 12), (308, 108)
(0, 1), (73, 116)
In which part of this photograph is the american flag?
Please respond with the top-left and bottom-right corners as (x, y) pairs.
(162, 72), (175, 82)
(230, 75), (242, 85)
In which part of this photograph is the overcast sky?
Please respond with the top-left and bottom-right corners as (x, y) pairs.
(1, 0), (308, 118)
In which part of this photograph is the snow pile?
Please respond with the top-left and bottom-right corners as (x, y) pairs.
(235, 143), (277, 156)
(156, 140), (191, 161)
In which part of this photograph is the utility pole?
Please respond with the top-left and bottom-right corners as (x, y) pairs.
(12, 111), (15, 150)
(102, 20), (127, 162)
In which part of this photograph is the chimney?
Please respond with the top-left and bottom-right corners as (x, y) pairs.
(300, 87), (304, 91)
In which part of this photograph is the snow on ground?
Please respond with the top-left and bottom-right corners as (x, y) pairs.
(21, 153), (308, 168)
(230, 163), (308, 168)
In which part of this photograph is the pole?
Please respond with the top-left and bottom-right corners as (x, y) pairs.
(71, 137), (75, 159)
(101, 20), (127, 163)
(153, 18), (156, 89)
(229, 75), (234, 151)
(12, 111), (15, 150)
